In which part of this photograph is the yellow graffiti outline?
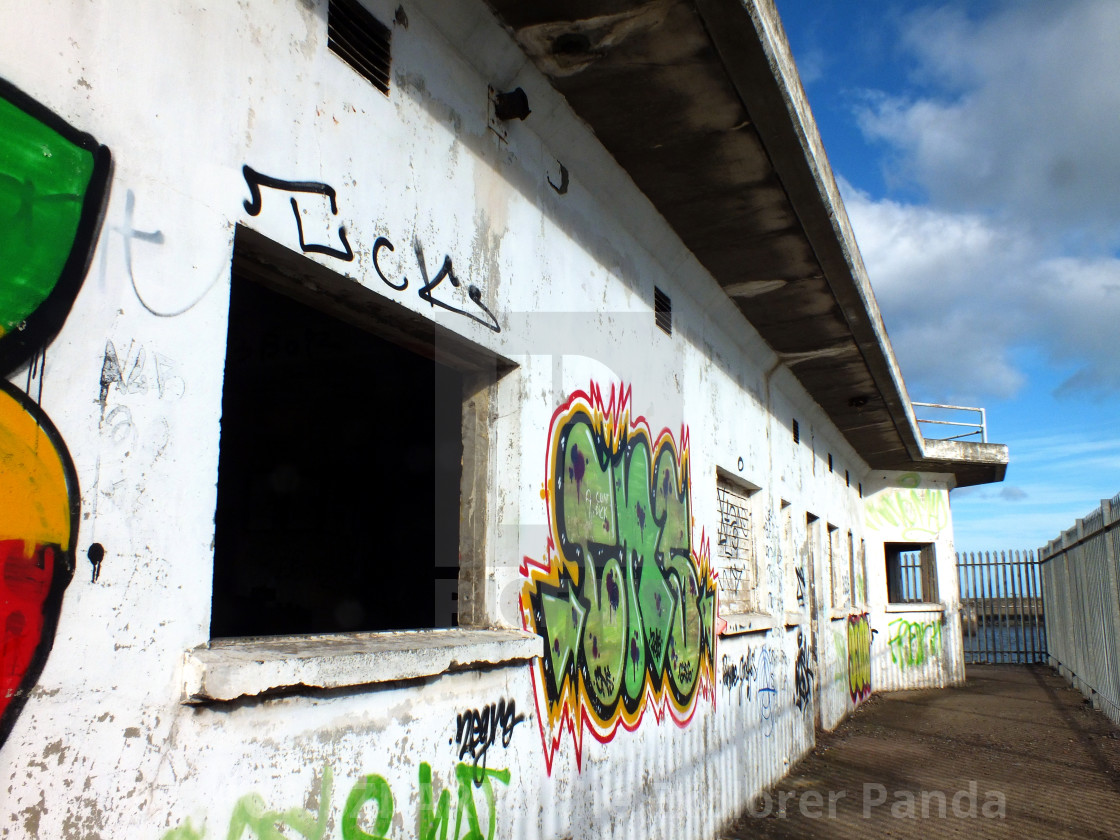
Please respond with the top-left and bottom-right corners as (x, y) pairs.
(520, 383), (716, 772)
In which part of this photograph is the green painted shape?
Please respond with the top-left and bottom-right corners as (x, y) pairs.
(0, 94), (95, 335)
(698, 587), (716, 656)
(557, 420), (615, 546)
(418, 762), (452, 840)
(614, 440), (659, 574)
(580, 553), (627, 708)
(651, 447), (690, 557)
(341, 774), (393, 840)
(540, 588), (585, 696)
(227, 766), (332, 840)
(664, 552), (702, 697)
(621, 552), (646, 700)
(453, 763), (511, 840)
(637, 556), (675, 675)
(614, 439), (657, 698)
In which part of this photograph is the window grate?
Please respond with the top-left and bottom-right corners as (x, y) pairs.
(792, 418), (800, 443)
(654, 286), (672, 335)
(329, 0), (392, 95)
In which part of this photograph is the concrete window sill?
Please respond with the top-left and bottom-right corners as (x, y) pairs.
(719, 612), (778, 636)
(182, 628), (543, 704)
(884, 603), (945, 614)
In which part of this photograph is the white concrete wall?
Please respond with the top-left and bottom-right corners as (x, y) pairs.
(862, 471), (966, 693)
(0, 1), (960, 838)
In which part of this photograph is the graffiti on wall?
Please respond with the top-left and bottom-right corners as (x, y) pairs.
(241, 166), (501, 333)
(721, 650), (756, 706)
(520, 383), (717, 772)
(161, 760), (512, 840)
(793, 629), (813, 712)
(847, 612), (871, 702)
(0, 78), (110, 747)
(453, 698), (525, 782)
(887, 617), (942, 669)
(864, 473), (949, 540)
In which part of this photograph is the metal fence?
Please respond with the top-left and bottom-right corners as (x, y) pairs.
(1039, 495), (1120, 726)
(956, 550), (1046, 664)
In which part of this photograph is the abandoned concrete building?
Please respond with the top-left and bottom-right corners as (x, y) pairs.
(0, 0), (1008, 837)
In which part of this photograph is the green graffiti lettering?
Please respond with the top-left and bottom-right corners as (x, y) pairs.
(227, 766), (332, 840)
(522, 385), (717, 769)
(887, 618), (942, 669)
(418, 762), (452, 840)
(341, 773), (393, 840)
(453, 763), (511, 840)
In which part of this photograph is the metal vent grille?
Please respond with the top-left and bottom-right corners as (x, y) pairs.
(654, 286), (672, 335)
(329, 0), (391, 95)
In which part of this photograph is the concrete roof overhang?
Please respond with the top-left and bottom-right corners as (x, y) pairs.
(485, 0), (1007, 487)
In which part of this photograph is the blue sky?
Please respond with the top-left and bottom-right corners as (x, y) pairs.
(772, 0), (1120, 551)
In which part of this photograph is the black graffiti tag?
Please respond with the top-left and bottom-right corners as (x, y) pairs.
(453, 698), (525, 783)
(794, 629), (813, 711)
(241, 166), (354, 261)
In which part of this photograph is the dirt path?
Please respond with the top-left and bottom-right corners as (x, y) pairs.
(722, 665), (1120, 839)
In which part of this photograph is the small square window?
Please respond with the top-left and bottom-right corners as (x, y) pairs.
(885, 542), (939, 604)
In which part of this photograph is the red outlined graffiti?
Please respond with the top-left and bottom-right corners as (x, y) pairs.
(520, 383), (717, 773)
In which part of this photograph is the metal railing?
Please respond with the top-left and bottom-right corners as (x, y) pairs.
(956, 550), (1046, 664)
(912, 402), (987, 442)
(1039, 495), (1120, 726)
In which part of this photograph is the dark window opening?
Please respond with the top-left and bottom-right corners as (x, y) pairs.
(210, 273), (462, 638)
(827, 453), (833, 473)
(792, 419), (800, 443)
(885, 542), (939, 604)
(654, 286), (672, 336)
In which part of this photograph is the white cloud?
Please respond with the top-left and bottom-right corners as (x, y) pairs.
(842, 176), (1120, 403)
(855, 0), (1120, 252)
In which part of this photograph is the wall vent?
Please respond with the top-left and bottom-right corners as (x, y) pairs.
(654, 286), (672, 336)
(329, 0), (392, 95)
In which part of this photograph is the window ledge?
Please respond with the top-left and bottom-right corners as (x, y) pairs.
(884, 603), (944, 614)
(783, 610), (806, 627)
(720, 612), (778, 636)
(182, 628), (543, 704)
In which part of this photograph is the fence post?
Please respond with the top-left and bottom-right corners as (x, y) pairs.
(1098, 500), (1120, 713)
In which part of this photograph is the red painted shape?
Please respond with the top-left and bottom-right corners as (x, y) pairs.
(1, 540), (56, 723)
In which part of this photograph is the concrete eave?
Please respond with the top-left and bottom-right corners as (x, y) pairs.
(485, 0), (1007, 488)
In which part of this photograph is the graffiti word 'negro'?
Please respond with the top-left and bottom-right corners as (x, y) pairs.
(454, 698), (525, 781)
(161, 761), (512, 840)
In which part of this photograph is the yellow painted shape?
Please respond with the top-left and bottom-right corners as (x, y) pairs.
(0, 388), (70, 551)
